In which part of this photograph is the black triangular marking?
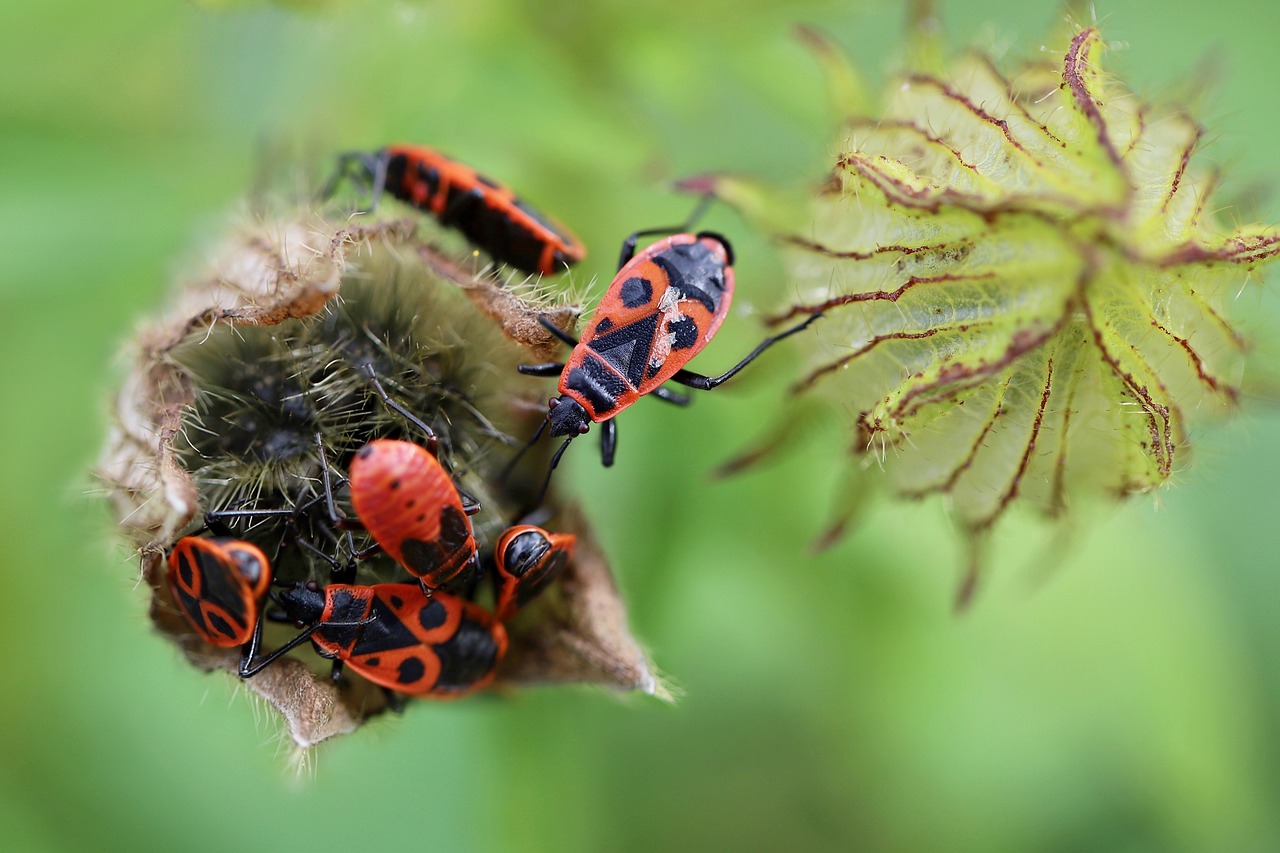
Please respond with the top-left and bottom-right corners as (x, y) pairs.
(587, 313), (660, 387)
(348, 597), (417, 655)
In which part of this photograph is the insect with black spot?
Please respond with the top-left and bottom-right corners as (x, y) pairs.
(512, 219), (822, 488)
(239, 582), (507, 698)
(326, 144), (585, 276)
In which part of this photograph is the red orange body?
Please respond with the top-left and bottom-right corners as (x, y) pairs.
(348, 439), (476, 590)
(277, 583), (508, 697)
(340, 144), (585, 276)
(166, 537), (271, 647)
(554, 233), (734, 428)
(492, 525), (576, 621)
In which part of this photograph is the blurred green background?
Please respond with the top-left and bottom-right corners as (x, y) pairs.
(4, 0), (1280, 849)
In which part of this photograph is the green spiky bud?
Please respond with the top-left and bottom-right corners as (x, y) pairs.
(697, 26), (1279, 601)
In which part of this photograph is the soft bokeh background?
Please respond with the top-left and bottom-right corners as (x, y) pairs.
(4, 0), (1279, 849)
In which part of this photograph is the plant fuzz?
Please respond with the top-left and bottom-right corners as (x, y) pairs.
(99, 213), (665, 748)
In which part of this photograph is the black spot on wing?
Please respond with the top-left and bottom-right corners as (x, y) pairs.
(619, 277), (652, 308)
(669, 316), (699, 351)
(206, 611), (239, 642)
(171, 585), (203, 624)
(396, 655), (428, 686)
(175, 551), (197, 590)
(418, 598), (448, 631)
(438, 505), (470, 552)
(192, 549), (246, 613)
(401, 538), (447, 578)
(224, 545), (264, 586)
(417, 165), (441, 201)
(594, 317), (614, 334)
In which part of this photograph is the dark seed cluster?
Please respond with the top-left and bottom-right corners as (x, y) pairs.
(171, 262), (523, 575)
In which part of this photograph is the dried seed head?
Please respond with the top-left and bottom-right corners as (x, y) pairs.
(98, 209), (665, 748)
(697, 26), (1279, 599)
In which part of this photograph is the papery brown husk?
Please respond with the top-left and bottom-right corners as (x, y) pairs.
(97, 214), (664, 748)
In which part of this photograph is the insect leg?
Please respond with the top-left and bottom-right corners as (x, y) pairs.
(536, 315), (579, 348)
(650, 386), (691, 406)
(669, 313), (823, 390)
(239, 612), (379, 678)
(599, 418), (618, 467)
(238, 622), (324, 678)
(360, 364), (439, 455)
(518, 362), (566, 377)
(615, 194), (715, 268)
(500, 418), (550, 484)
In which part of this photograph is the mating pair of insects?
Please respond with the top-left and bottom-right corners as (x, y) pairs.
(167, 435), (575, 698)
(328, 144), (823, 485)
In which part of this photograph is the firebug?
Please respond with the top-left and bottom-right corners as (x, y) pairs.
(345, 438), (479, 591)
(166, 536), (271, 648)
(240, 582), (507, 697)
(515, 227), (822, 478)
(326, 144), (585, 276)
(492, 524), (576, 621)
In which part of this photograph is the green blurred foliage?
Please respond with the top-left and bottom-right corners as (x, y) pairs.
(2, 0), (1280, 850)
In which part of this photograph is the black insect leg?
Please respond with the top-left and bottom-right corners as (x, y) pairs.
(360, 364), (485, 513)
(518, 362), (566, 377)
(361, 364), (439, 456)
(295, 530), (358, 583)
(238, 611), (267, 680)
(382, 688), (407, 714)
(600, 418), (618, 467)
(200, 503), (305, 539)
(238, 622), (323, 678)
(529, 437), (575, 506)
(239, 609), (378, 679)
(536, 315), (580, 348)
(311, 432), (381, 570)
(650, 386), (691, 406)
(669, 313), (824, 391)
(499, 418), (550, 486)
(315, 433), (360, 532)
(616, 195), (715, 268)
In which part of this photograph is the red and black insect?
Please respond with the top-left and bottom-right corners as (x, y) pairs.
(166, 536), (271, 648)
(326, 144), (585, 277)
(241, 582), (507, 698)
(515, 227), (822, 474)
(492, 524), (576, 621)
(345, 438), (479, 592)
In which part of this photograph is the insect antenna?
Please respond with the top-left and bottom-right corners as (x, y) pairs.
(532, 437), (575, 506)
(500, 417), (550, 484)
